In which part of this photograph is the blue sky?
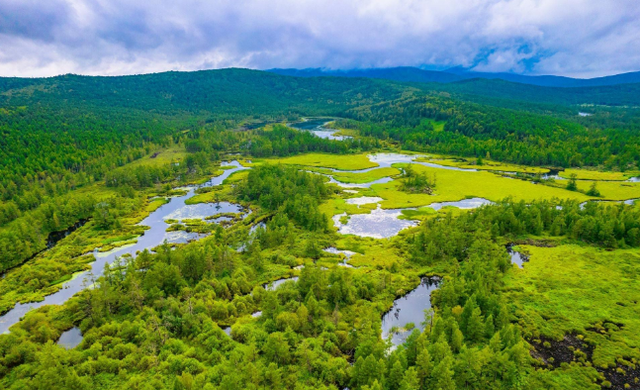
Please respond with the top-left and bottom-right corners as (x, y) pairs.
(1, 0), (639, 78)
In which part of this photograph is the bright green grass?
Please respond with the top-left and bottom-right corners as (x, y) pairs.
(263, 153), (378, 170)
(560, 168), (640, 181)
(369, 164), (591, 209)
(123, 146), (186, 168)
(332, 236), (408, 269)
(504, 244), (640, 368)
(319, 198), (375, 220)
(432, 120), (446, 132)
(414, 156), (549, 174)
(545, 179), (640, 201)
(574, 181), (640, 200)
(331, 167), (400, 183)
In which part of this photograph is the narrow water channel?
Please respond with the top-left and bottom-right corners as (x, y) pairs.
(264, 277), (299, 291)
(0, 161), (249, 334)
(323, 247), (357, 268)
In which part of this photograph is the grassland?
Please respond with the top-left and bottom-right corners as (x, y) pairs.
(573, 180), (640, 200)
(414, 156), (550, 174)
(545, 179), (640, 201)
(330, 167), (400, 183)
(367, 164), (592, 209)
(122, 145), (187, 168)
(504, 244), (640, 387)
(560, 168), (640, 181)
(262, 153), (378, 170)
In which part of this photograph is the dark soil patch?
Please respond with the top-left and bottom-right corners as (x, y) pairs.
(513, 238), (557, 248)
(529, 326), (640, 389)
(596, 363), (640, 390)
(529, 333), (593, 368)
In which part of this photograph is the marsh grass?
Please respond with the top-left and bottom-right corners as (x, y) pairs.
(504, 244), (640, 370)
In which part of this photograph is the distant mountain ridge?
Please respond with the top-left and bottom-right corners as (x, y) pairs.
(268, 67), (640, 88)
(2, 67), (639, 111)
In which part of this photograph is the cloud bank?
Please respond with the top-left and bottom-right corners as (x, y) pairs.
(0, 0), (639, 77)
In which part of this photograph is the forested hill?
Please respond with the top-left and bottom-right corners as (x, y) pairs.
(0, 68), (414, 117)
(4, 68), (640, 116)
(269, 66), (640, 88)
(424, 78), (640, 107)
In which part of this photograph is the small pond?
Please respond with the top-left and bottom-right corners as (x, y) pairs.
(381, 277), (440, 347)
(323, 247), (358, 268)
(345, 196), (383, 206)
(57, 327), (83, 349)
(507, 245), (528, 268)
(164, 201), (244, 222)
(333, 198), (492, 239)
(333, 206), (419, 238)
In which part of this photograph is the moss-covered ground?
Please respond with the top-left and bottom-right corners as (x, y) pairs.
(504, 244), (640, 388)
(262, 153), (378, 170)
(560, 168), (640, 181)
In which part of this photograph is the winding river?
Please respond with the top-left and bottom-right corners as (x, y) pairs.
(289, 118), (349, 141)
(0, 161), (249, 334)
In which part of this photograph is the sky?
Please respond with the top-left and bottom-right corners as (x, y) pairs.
(1, 0), (639, 78)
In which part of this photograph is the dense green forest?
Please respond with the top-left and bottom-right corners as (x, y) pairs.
(1, 69), (640, 390)
(341, 96), (640, 169)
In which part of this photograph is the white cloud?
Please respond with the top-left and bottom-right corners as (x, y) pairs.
(0, 0), (638, 77)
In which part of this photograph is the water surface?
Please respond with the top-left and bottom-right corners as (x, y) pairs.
(164, 201), (243, 221)
(333, 206), (419, 238)
(381, 277), (440, 347)
(289, 118), (349, 140)
(323, 247), (357, 268)
(507, 245), (528, 268)
(427, 198), (492, 211)
(264, 277), (299, 291)
(0, 161), (249, 334)
(57, 327), (83, 349)
(345, 197), (383, 205)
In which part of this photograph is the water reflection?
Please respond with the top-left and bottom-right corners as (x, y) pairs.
(345, 197), (383, 206)
(289, 118), (349, 141)
(381, 277), (440, 347)
(427, 198), (493, 211)
(57, 327), (83, 349)
(323, 247), (358, 268)
(507, 245), (528, 268)
(333, 206), (419, 238)
(164, 201), (243, 221)
(264, 277), (299, 291)
(333, 198), (491, 239)
(0, 161), (249, 334)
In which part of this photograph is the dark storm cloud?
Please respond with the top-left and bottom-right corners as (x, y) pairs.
(0, 0), (639, 77)
(0, 0), (71, 41)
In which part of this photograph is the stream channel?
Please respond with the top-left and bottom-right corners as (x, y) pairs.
(0, 161), (249, 334)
